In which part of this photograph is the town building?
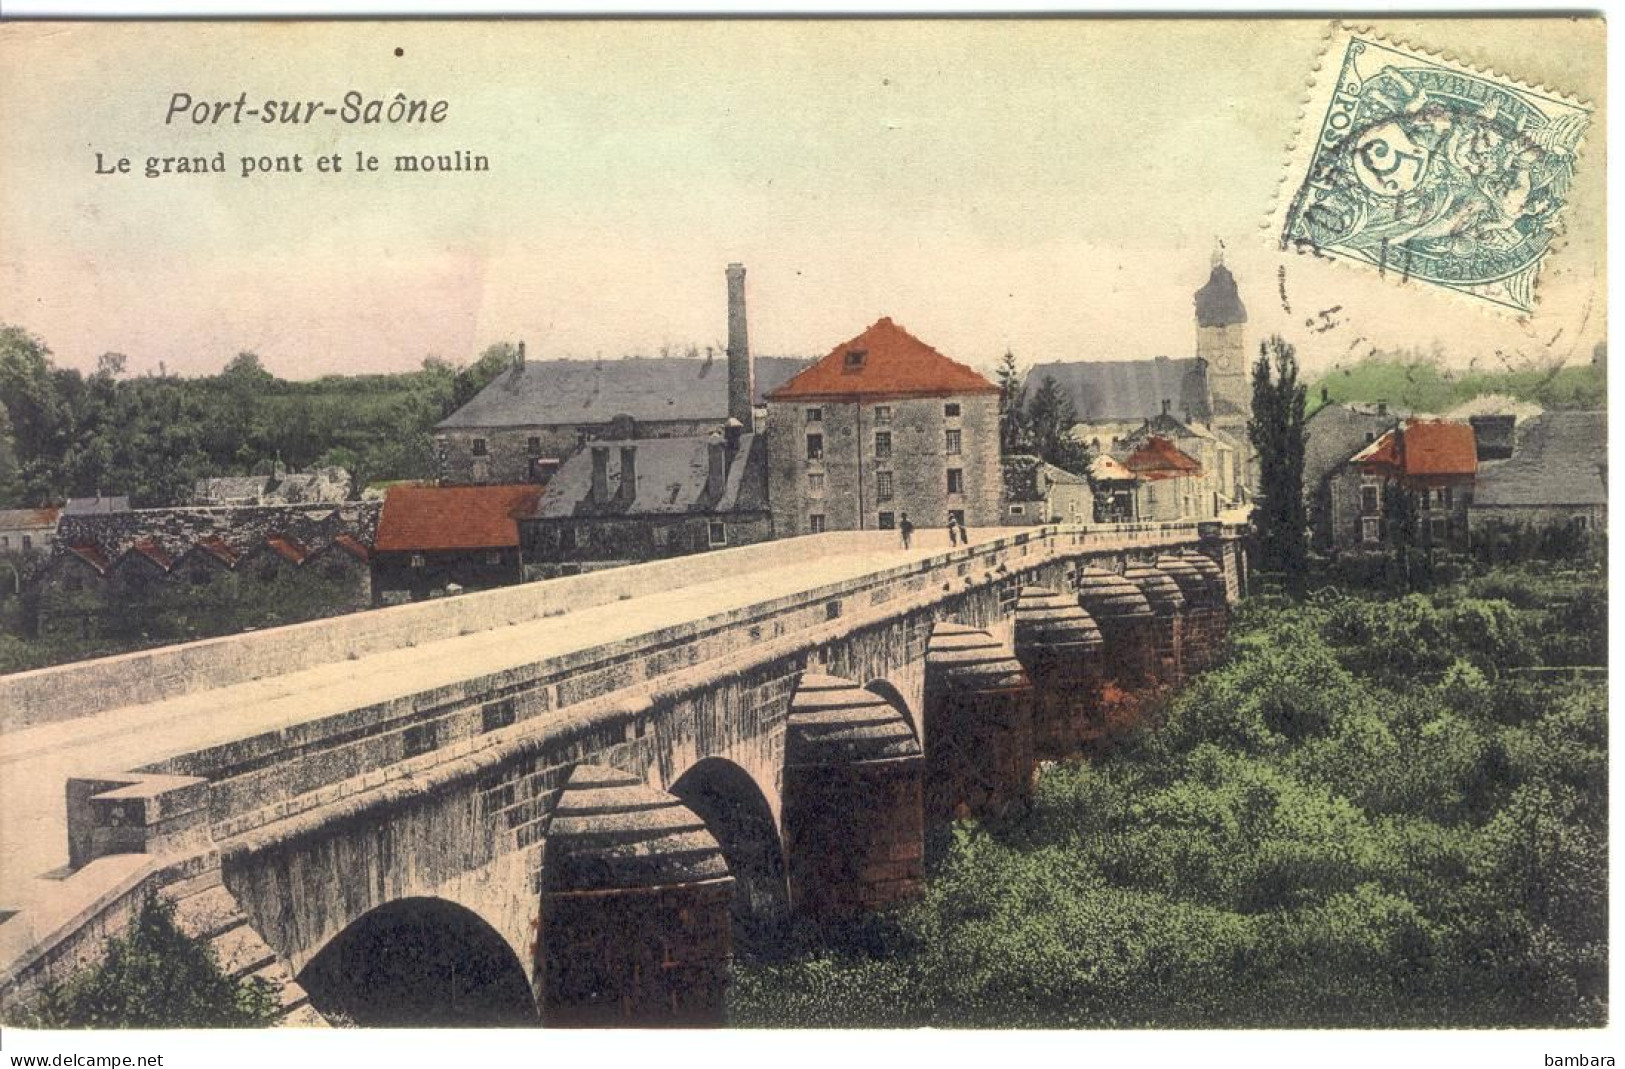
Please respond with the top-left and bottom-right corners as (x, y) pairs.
(765, 317), (1003, 536)
(1000, 455), (1093, 526)
(1115, 402), (1241, 509)
(0, 507), (58, 556)
(371, 483), (541, 601)
(1036, 355), (1213, 426)
(1089, 455), (1139, 521)
(1119, 436), (1215, 522)
(1328, 419), (1478, 552)
(1193, 253), (1250, 428)
(1303, 400), (1407, 553)
(1469, 411), (1606, 536)
(33, 503), (377, 638)
(520, 429), (772, 578)
(1046, 252), (1255, 496)
(432, 265), (809, 486)
(62, 495), (129, 516)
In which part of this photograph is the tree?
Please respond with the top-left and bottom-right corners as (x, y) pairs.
(95, 352), (127, 379)
(1024, 375), (1092, 475)
(1247, 335), (1308, 582)
(995, 349), (1028, 455)
(450, 342), (520, 413)
(25, 894), (280, 1028)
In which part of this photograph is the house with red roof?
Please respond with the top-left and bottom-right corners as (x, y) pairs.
(373, 483), (543, 601)
(1328, 419), (1478, 552)
(1118, 435), (1217, 521)
(765, 317), (1003, 536)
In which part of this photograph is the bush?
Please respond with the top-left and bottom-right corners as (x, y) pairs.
(732, 563), (1607, 1028)
(21, 894), (280, 1028)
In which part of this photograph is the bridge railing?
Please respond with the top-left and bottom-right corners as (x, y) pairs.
(0, 520), (1243, 732)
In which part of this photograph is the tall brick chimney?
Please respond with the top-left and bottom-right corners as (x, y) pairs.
(726, 263), (754, 433)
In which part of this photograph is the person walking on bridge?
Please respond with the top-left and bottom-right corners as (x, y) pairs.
(899, 512), (914, 550)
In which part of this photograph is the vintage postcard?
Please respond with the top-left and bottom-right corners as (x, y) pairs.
(0, 14), (1608, 1055)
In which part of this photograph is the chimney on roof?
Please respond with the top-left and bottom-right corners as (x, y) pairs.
(590, 446), (611, 505)
(516, 340), (526, 368)
(726, 263), (754, 434)
(1161, 399), (1171, 416)
(706, 435), (727, 504)
(1321, 385), (1329, 403)
(615, 446), (638, 506)
(724, 416), (744, 454)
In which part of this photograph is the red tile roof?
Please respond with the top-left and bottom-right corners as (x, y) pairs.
(124, 538), (173, 571)
(66, 542), (111, 574)
(767, 317), (998, 403)
(1354, 420), (1477, 480)
(375, 484), (543, 552)
(193, 535), (240, 567)
(0, 507), (59, 530)
(330, 533), (372, 562)
(1122, 436), (1203, 481)
(267, 534), (311, 565)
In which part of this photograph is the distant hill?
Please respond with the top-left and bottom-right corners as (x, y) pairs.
(1308, 358), (1604, 418)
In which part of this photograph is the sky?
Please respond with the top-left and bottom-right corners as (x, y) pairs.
(0, 18), (1606, 381)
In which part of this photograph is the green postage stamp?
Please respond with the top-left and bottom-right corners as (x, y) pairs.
(1278, 25), (1592, 314)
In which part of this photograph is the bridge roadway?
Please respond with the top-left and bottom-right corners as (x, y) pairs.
(2, 529), (1065, 921)
(0, 520), (1232, 994)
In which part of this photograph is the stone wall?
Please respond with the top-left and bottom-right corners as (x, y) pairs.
(54, 502), (378, 561)
(766, 393), (1003, 536)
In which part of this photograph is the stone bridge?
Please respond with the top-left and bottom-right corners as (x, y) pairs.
(0, 521), (1246, 1027)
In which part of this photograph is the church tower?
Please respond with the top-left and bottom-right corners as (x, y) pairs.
(1194, 248), (1248, 418)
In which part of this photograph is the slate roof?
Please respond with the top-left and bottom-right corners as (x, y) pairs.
(0, 508), (58, 530)
(435, 355), (811, 430)
(1122, 436), (1203, 480)
(62, 496), (129, 516)
(767, 318), (997, 402)
(374, 484), (543, 552)
(1028, 357), (1211, 424)
(1194, 263), (1248, 328)
(1353, 420), (1477, 479)
(1473, 411), (1607, 508)
(531, 433), (768, 520)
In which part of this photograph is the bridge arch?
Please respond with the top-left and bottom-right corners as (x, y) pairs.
(669, 756), (787, 945)
(295, 896), (537, 1027)
(864, 677), (920, 741)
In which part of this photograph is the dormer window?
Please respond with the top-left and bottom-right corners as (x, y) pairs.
(844, 348), (867, 369)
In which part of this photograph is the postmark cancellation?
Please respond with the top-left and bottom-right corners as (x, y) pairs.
(1277, 25), (1593, 315)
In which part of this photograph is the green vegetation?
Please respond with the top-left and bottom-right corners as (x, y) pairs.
(18, 894), (281, 1028)
(732, 563), (1607, 1028)
(1249, 336), (1308, 582)
(0, 326), (515, 508)
(1309, 353), (1605, 416)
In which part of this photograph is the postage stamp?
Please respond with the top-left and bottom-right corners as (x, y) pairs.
(1277, 25), (1593, 315)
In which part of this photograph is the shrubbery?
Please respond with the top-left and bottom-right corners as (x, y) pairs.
(731, 562), (1607, 1028)
(18, 895), (281, 1028)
